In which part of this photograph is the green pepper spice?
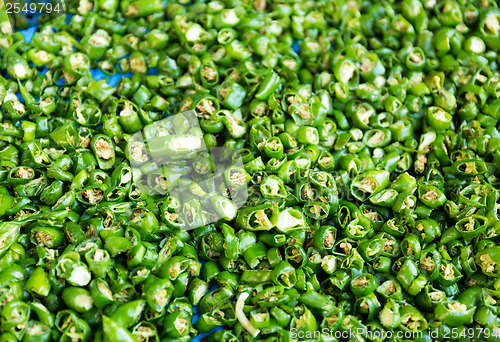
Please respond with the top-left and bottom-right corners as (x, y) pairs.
(2, 1), (500, 340)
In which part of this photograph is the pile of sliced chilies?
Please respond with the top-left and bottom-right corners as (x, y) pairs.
(1, 0), (500, 341)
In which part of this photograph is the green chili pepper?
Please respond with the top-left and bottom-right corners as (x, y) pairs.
(434, 300), (476, 327)
(2, 2), (500, 341)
